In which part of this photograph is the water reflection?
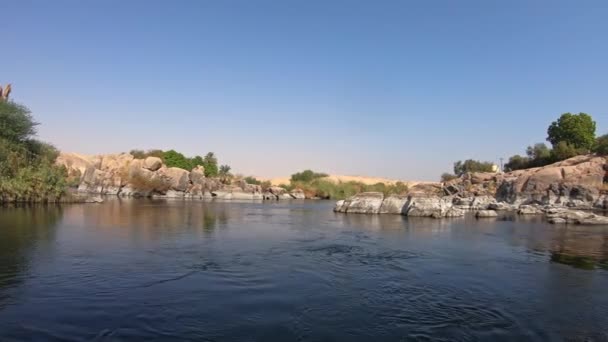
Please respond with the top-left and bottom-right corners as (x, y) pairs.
(0, 205), (62, 307)
(0, 201), (608, 340)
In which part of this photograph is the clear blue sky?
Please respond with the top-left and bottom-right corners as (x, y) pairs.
(3, 0), (607, 180)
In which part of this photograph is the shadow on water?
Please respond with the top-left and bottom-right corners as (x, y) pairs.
(0, 204), (63, 307)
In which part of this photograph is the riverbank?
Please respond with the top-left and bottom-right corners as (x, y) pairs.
(334, 154), (608, 225)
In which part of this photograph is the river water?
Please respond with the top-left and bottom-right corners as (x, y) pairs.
(0, 199), (607, 341)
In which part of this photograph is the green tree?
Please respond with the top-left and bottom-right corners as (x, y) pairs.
(453, 159), (494, 176)
(290, 170), (328, 183)
(594, 134), (608, 155)
(163, 150), (192, 170)
(547, 112), (596, 151)
(191, 155), (204, 168)
(526, 143), (552, 166)
(203, 152), (218, 177)
(0, 101), (66, 202)
(0, 101), (37, 142)
(504, 154), (530, 171)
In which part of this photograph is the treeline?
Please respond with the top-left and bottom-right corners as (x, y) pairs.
(505, 112), (606, 171)
(129, 149), (232, 179)
(0, 101), (67, 202)
(441, 112), (608, 181)
(281, 169), (409, 200)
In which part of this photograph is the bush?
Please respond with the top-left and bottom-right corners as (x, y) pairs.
(453, 159), (494, 176)
(0, 101), (66, 202)
(244, 176), (262, 185)
(551, 141), (585, 161)
(290, 170), (328, 183)
(595, 134), (608, 155)
(440, 173), (458, 182)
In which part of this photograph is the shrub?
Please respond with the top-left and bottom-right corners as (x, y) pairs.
(453, 159), (494, 176)
(290, 170), (328, 183)
(0, 101), (66, 202)
(244, 176), (262, 185)
(551, 141), (585, 161)
(440, 173), (458, 182)
(595, 134), (608, 155)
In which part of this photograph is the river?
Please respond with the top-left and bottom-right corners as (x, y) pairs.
(0, 199), (607, 341)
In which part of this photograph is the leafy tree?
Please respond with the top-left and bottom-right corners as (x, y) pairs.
(203, 152), (218, 177)
(0, 101), (66, 202)
(547, 112), (596, 151)
(594, 134), (608, 155)
(504, 154), (530, 171)
(453, 159), (494, 176)
(0, 101), (37, 142)
(191, 155), (204, 168)
(525, 143), (552, 167)
(163, 150), (192, 170)
(290, 170), (328, 183)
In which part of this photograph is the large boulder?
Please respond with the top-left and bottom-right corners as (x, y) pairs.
(160, 167), (190, 191)
(269, 186), (288, 196)
(56, 152), (93, 176)
(189, 165), (206, 184)
(334, 200), (346, 212)
(340, 192), (384, 214)
(405, 196), (463, 218)
(290, 189), (306, 199)
(143, 157), (163, 171)
(517, 205), (544, 215)
(100, 153), (134, 172)
(378, 195), (408, 214)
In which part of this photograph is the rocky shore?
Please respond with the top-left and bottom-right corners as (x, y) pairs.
(57, 153), (305, 200)
(335, 155), (608, 225)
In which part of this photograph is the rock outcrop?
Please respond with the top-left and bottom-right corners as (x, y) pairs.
(334, 155), (608, 223)
(335, 192), (464, 218)
(58, 152), (302, 201)
(444, 155), (607, 209)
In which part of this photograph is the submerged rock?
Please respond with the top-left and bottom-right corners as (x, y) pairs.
(545, 208), (608, 225)
(476, 210), (498, 218)
(517, 205), (544, 215)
